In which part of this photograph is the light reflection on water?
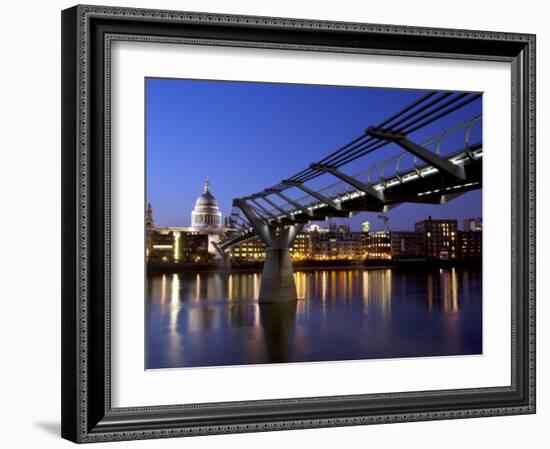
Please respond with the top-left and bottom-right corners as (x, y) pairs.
(146, 268), (482, 369)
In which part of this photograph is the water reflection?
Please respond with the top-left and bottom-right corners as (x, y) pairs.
(259, 302), (297, 363)
(146, 268), (482, 369)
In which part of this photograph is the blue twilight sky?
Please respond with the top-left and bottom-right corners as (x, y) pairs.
(146, 78), (482, 232)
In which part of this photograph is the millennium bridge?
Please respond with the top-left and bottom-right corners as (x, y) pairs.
(215, 91), (483, 302)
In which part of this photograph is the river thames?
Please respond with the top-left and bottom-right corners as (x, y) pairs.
(146, 267), (482, 369)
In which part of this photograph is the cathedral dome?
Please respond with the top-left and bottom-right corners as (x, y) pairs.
(194, 190), (218, 208)
(191, 179), (222, 229)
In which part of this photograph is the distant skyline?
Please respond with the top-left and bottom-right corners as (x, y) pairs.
(146, 78), (482, 232)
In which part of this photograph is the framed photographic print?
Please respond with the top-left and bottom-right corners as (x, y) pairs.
(61, 4), (536, 443)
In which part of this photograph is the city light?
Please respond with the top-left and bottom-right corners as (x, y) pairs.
(173, 231), (180, 262)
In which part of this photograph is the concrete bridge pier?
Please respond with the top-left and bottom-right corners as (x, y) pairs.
(212, 242), (231, 273)
(219, 251), (231, 273)
(258, 224), (304, 303)
(233, 199), (304, 302)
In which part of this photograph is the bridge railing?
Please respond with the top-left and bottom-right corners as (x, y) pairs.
(350, 115), (482, 190)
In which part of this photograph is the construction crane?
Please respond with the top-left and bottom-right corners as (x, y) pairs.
(377, 214), (390, 231)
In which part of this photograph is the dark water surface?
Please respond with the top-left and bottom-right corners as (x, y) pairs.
(146, 268), (482, 369)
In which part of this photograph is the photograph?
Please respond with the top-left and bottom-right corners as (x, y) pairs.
(145, 79), (483, 369)
(57, 4), (537, 443)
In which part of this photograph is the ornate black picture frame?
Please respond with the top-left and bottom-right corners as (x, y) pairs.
(61, 4), (536, 443)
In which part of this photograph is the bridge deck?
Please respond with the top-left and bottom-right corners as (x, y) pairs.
(219, 143), (482, 251)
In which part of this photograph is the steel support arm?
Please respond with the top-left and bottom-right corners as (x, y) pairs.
(310, 164), (384, 203)
(218, 231), (255, 252)
(266, 189), (313, 217)
(211, 241), (225, 257)
(231, 213), (251, 228)
(366, 127), (466, 181)
(258, 194), (289, 216)
(234, 200), (263, 223)
(247, 202), (273, 221)
(249, 198), (278, 220)
(283, 181), (342, 211)
(233, 199), (273, 244)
